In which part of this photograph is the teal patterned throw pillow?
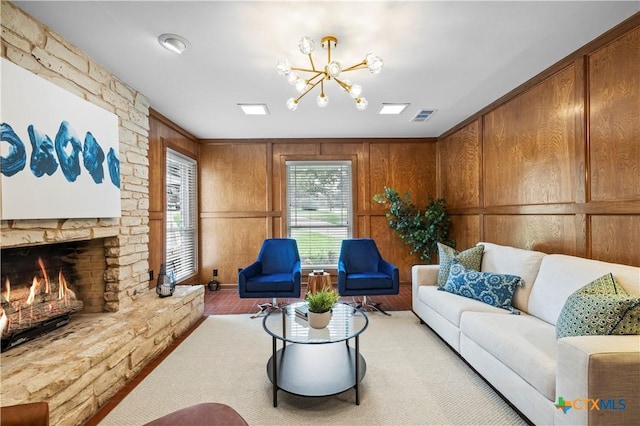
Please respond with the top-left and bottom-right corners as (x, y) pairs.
(437, 243), (484, 287)
(556, 273), (640, 339)
(442, 259), (523, 310)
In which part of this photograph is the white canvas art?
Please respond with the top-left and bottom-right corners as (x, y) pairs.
(0, 58), (121, 219)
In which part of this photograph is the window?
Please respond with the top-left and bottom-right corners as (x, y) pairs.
(286, 161), (352, 268)
(166, 148), (197, 282)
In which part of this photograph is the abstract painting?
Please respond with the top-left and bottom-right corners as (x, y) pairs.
(1, 58), (120, 219)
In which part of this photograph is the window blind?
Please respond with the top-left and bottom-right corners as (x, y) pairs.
(166, 149), (197, 282)
(286, 161), (353, 268)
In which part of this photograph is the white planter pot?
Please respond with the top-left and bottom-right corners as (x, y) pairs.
(308, 310), (331, 329)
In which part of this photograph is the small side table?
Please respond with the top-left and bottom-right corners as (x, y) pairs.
(307, 272), (331, 293)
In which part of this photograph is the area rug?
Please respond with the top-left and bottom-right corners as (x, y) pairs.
(99, 311), (527, 425)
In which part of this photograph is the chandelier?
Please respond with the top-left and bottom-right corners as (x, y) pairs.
(276, 35), (383, 111)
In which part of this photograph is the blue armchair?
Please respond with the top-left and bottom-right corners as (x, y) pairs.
(238, 238), (302, 318)
(337, 238), (399, 315)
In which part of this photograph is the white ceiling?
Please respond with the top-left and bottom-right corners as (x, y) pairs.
(15, 1), (640, 140)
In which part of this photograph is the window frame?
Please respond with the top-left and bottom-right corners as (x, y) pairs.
(165, 146), (198, 283)
(285, 159), (354, 269)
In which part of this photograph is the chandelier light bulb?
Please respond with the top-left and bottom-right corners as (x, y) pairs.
(349, 84), (362, 98)
(286, 98), (298, 111)
(287, 71), (299, 85)
(355, 97), (368, 111)
(327, 61), (342, 78)
(295, 79), (308, 93)
(298, 36), (315, 55)
(276, 59), (291, 76)
(316, 94), (329, 108)
(365, 53), (384, 74)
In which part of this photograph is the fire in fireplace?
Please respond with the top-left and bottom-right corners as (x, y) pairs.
(1, 244), (86, 351)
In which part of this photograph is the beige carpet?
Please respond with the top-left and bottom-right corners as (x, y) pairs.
(99, 311), (527, 425)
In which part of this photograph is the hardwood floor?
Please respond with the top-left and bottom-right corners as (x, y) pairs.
(204, 285), (413, 315)
(85, 285), (413, 425)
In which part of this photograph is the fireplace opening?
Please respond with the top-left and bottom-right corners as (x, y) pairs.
(1, 240), (106, 351)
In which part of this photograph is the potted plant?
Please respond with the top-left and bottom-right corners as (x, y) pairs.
(373, 186), (455, 263)
(305, 286), (340, 329)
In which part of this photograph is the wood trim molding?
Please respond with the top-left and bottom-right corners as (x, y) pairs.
(447, 200), (640, 216)
(199, 137), (438, 145)
(150, 108), (198, 141)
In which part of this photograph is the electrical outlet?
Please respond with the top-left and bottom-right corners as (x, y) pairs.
(213, 269), (218, 277)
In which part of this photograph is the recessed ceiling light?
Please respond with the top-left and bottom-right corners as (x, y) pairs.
(238, 104), (269, 115)
(158, 33), (190, 54)
(379, 103), (409, 115)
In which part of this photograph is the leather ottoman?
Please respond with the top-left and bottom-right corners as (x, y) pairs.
(143, 402), (247, 426)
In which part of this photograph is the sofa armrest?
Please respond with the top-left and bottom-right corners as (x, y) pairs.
(411, 265), (439, 294)
(555, 335), (640, 425)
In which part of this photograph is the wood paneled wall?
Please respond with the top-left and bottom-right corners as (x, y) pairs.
(148, 110), (199, 287)
(438, 15), (640, 267)
(199, 139), (437, 285)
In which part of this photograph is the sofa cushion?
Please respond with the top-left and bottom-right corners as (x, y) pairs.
(460, 311), (557, 401)
(418, 285), (508, 328)
(477, 242), (546, 313)
(528, 254), (640, 326)
(443, 260), (523, 310)
(556, 273), (640, 338)
(436, 243), (484, 286)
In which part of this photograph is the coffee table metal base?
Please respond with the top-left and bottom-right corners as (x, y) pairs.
(266, 342), (366, 406)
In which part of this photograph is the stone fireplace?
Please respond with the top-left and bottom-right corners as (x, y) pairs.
(0, 223), (204, 426)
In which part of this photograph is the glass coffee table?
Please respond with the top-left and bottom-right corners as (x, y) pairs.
(263, 301), (369, 407)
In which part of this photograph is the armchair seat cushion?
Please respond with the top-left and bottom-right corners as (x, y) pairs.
(344, 272), (394, 290)
(245, 273), (295, 292)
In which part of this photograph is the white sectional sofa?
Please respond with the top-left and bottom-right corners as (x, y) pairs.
(412, 242), (640, 426)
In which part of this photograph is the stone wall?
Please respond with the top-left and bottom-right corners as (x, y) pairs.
(1, 3), (205, 425)
(1, 1), (150, 311)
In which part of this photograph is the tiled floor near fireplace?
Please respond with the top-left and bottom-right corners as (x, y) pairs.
(85, 285), (412, 425)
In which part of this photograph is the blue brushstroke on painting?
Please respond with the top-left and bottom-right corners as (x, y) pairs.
(107, 147), (120, 188)
(28, 124), (58, 177)
(54, 120), (82, 182)
(1, 123), (27, 177)
(83, 132), (105, 184)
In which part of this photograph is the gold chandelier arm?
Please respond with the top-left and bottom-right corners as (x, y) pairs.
(333, 77), (351, 92)
(308, 54), (317, 72)
(341, 61), (367, 73)
(290, 66), (322, 74)
(307, 72), (325, 85)
(295, 76), (326, 102)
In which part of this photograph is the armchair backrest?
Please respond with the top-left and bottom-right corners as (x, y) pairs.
(339, 238), (382, 273)
(257, 238), (301, 274)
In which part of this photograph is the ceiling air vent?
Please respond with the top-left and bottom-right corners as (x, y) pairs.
(412, 109), (437, 122)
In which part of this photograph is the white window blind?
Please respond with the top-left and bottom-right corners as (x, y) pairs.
(166, 148), (197, 282)
(286, 161), (352, 268)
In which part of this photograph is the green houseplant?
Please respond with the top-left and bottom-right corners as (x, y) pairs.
(305, 286), (340, 328)
(373, 186), (454, 263)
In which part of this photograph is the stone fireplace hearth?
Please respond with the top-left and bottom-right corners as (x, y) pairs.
(1, 285), (204, 425)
